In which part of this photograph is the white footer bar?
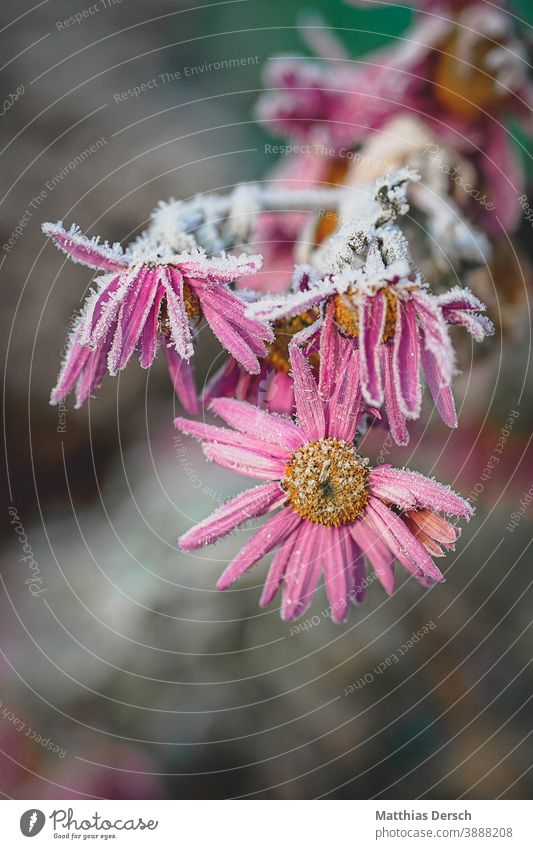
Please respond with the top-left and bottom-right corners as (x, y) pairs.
(1, 799), (531, 847)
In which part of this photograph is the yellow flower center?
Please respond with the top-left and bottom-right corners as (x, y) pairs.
(265, 310), (319, 374)
(333, 287), (398, 343)
(281, 437), (370, 526)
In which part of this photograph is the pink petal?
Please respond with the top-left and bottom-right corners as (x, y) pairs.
(260, 530), (300, 608)
(370, 467), (472, 518)
(369, 477), (417, 510)
(290, 345), (326, 441)
(174, 417), (291, 459)
(382, 346), (409, 446)
(202, 358), (241, 407)
(162, 268), (194, 360)
(203, 443), (286, 480)
(366, 497), (444, 582)
(323, 526), (351, 621)
(281, 523), (322, 621)
(413, 293), (455, 387)
(112, 268), (160, 372)
(350, 519), (395, 595)
(163, 342), (199, 415)
(402, 517), (444, 557)
(359, 293), (386, 407)
(209, 398), (304, 449)
(318, 302), (339, 401)
(139, 283), (164, 368)
(75, 333), (113, 408)
(217, 508), (300, 590)
(350, 539), (368, 603)
(51, 326), (91, 405)
(179, 483), (283, 549)
(84, 274), (125, 346)
(201, 300), (262, 374)
(443, 309), (493, 342)
(393, 299), (421, 418)
(421, 341), (457, 428)
(266, 371), (295, 415)
(326, 346), (362, 442)
(196, 284), (274, 343)
(42, 222), (128, 272)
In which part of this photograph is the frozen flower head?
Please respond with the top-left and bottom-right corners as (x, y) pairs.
(204, 269), (320, 415)
(43, 222), (273, 413)
(176, 337), (472, 622)
(247, 175), (493, 444)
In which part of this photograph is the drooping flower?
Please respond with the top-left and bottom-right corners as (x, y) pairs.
(43, 222), (273, 412)
(176, 337), (472, 621)
(247, 233), (493, 444)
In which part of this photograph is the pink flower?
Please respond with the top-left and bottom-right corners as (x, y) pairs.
(43, 222), (273, 413)
(175, 337), (471, 622)
(259, 4), (532, 233)
(248, 264), (493, 444)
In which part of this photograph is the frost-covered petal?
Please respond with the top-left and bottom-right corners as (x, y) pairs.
(111, 268), (160, 372)
(359, 293), (386, 407)
(174, 417), (291, 460)
(367, 497), (445, 582)
(444, 309), (494, 342)
(180, 251), (262, 283)
(161, 267), (195, 361)
(420, 341), (458, 428)
(413, 292), (455, 387)
(201, 299), (262, 374)
(179, 483), (284, 549)
(196, 283), (274, 344)
(326, 345), (363, 442)
(369, 473), (417, 510)
(350, 520), (395, 595)
(322, 526), (352, 621)
(246, 278), (337, 323)
(42, 222), (127, 272)
(290, 344), (326, 441)
(209, 397), (304, 449)
(50, 325), (91, 405)
(370, 467), (473, 518)
(281, 523), (322, 621)
(393, 299), (421, 418)
(139, 283), (164, 368)
(83, 273), (126, 347)
(203, 443), (286, 480)
(318, 302), (339, 401)
(217, 508), (301, 590)
(382, 346), (409, 446)
(260, 529), (301, 608)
